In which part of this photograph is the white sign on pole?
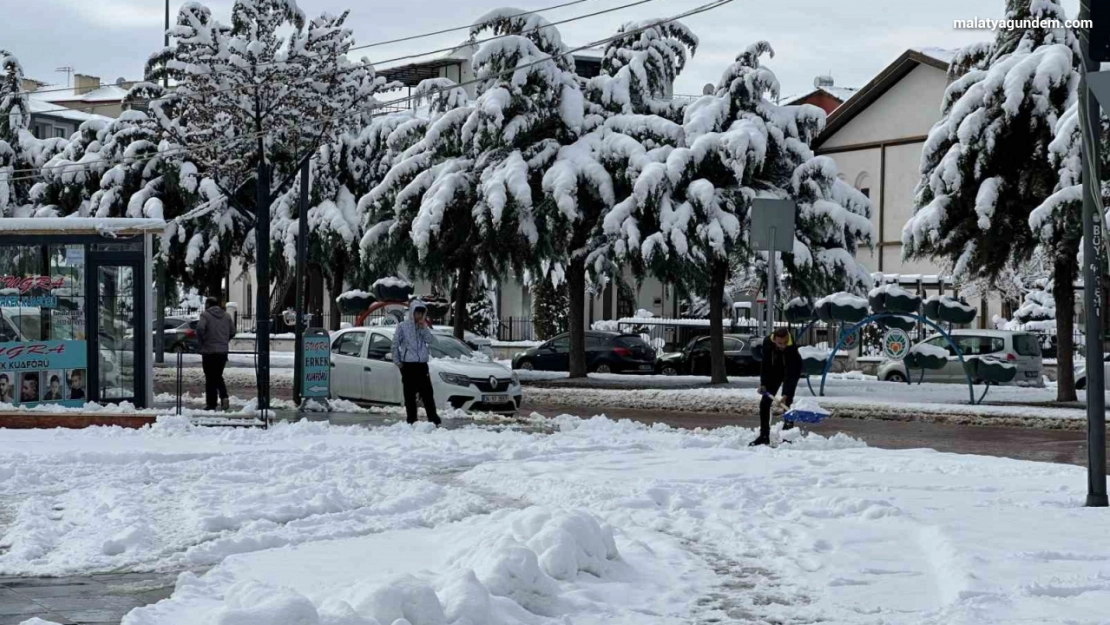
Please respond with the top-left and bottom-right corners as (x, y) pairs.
(751, 199), (796, 331)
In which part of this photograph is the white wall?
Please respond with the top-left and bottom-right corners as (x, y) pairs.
(821, 64), (948, 149)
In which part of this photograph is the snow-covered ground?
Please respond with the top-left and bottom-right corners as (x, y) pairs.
(519, 372), (1092, 421)
(0, 416), (1106, 624)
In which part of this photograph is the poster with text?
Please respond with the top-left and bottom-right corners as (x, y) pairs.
(0, 341), (87, 408)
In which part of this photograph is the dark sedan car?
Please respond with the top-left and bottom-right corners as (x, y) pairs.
(512, 331), (656, 374)
(656, 334), (760, 376)
(157, 317), (199, 353)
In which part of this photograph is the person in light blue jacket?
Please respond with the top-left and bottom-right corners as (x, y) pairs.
(391, 299), (441, 425)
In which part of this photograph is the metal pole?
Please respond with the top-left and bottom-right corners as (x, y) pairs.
(1079, 0), (1108, 507)
(255, 157), (271, 420)
(155, 0), (170, 365)
(293, 159), (310, 408)
(767, 227), (777, 332)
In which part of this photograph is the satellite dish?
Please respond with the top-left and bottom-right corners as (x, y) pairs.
(701, 82), (714, 95)
(115, 77), (126, 86)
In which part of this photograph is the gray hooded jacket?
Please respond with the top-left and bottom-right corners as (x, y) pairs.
(196, 306), (236, 354)
(391, 300), (434, 364)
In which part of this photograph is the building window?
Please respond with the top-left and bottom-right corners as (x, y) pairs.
(854, 172), (872, 199)
(53, 127), (67, 138)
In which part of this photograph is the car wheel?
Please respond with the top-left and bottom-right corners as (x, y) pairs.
(1076, 378), (1086, 390)
(885, 371), (907, 383)
(519, 360), (534, 371)
(594, 363), (612, 374)
(661, 365), (678, 376)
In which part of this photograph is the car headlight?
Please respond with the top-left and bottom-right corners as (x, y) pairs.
(439, 372), (471, 387)
(511, 372), (519, 385)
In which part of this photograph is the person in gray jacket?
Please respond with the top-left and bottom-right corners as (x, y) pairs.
(196, 297), (236, 411)
(391, 299), (441, 425)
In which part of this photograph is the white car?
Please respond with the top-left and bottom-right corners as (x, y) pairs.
(329, 327), (521, 414)
(876, 329), (1044, 387)
(367, 315), (494, 357)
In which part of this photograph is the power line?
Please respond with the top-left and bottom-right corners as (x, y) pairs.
(14, 0), (601, 98)
(23, 0), (661, 120)
(0, 0), (732, 185)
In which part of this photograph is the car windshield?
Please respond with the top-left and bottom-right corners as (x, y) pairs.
(1013, 334), (1040, 357)
(429, 334), (473, 358)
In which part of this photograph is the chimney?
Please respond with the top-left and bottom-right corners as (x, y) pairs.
(74, 73), (101, 96)
(20, 78), (46, 93)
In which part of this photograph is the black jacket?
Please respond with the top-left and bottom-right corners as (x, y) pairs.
(760, 335), (802, 397)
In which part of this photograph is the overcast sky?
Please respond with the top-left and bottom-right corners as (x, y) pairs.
(11, 0), (1083, 99)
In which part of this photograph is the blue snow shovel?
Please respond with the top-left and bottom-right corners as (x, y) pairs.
(761, 392), (830, 425)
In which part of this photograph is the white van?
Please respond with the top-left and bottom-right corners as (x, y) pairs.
(877, 330), (1044, 387)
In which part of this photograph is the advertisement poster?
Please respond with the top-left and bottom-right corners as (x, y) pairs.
(302, 331), (331, 399)
(0, 340), (87, 408)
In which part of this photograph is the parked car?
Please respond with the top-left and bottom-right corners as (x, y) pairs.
(511, 331), (656, 374)
(157, 317), (199, 353)
(329, 327), (520, 414)
(877, 330), (1044, 387)
(656, 334), (760, 376)
(1075, 353), (1110, 390)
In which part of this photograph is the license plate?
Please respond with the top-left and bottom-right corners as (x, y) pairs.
(483, 394), (510, 403)
(639, 364), (654, 370)
(1025, 371), (1038, 378)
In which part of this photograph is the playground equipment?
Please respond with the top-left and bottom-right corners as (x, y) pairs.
(783, 289), (1000, 405)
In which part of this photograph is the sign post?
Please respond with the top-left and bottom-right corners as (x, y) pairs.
(751, 199), (796, 332)
(1079, 1), (1108, 507)
(301, 328), (330, 408)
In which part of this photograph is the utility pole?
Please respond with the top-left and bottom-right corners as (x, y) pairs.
(255, 155), (271, 421)
(155, 0), (170, 365)
(1079, 0), (1108, 507)
(293, 159), (310, 407)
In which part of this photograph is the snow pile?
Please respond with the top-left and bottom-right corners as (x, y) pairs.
(591, 319), (620, 331)
(868, 283), (915, 299)
(925, 294), (975, 313)
(373, 277), (412, 289)
(909, 343), (950, 359)
(799, 346), (831, 360)
(815, 292), (868, 309)
(337, 289), (373, 302)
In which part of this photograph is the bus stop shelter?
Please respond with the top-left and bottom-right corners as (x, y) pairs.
(0, 218), (164, 409)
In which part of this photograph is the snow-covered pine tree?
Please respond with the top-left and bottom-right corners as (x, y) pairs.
(903, 0), (1082, 399)
(604, 41), (872, 383)
(31, 118), (111, 216)
(531, 272), (569, 340)
(1029, 88), (1110, 395)
(460, 7), (583, 274)
(360, 78), (480, 338)
(0, 49), (31, 216)
(0, 51), (67, 217)
(533, 19), (696, 377)
(585, 20), (698, 123)
(144, 0), (393, 298)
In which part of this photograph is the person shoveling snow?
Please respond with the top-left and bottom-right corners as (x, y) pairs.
(752, 328), (802, 446)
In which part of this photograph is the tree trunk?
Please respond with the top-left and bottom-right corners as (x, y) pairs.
(453, 265), (472, 340)
(709, 258), (728, 385)
(1054, 250), (1078, 402)
(568, 256), (588, 378)
(327, 271), (343, 332)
